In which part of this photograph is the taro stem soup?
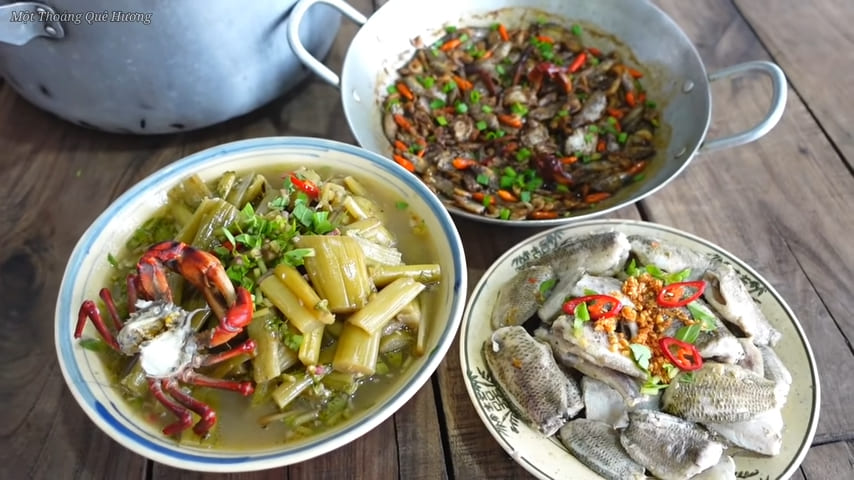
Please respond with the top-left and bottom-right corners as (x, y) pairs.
(74, 166), (442, 448)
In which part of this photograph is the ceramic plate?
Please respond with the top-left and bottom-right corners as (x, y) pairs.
(461, 219), (819, 479)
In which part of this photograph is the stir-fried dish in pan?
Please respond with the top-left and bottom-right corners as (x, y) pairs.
(381, 21), (661, 220)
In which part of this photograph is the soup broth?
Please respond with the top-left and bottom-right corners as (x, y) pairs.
(81, 165), (442, 450)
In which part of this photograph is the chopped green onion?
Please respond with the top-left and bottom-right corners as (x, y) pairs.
(571, 24), (583, 36)
(476, 120), (488, 131)
(520, 191), (532, 203)
(386, 85), (398, 94)
(421, 76), (436, 88)
(496, 64), (507, 76)
(490, 23), (500, 31)
(588, 125), (599, 133)
(429, 99), (445, 109)
(476, 173), (490, 185)
(617, 132), (628, 144)
(511, 103), (529, 116)
(646, 100), (658, 109)
(607, 116), (618, 125)
(395, 201), (409, 210)
(515, 148), (532, 161)
(633, 173), (645, 182)
(500, 176), (514, 188)
(626, 259), (640, 277)
(499, 208), (511, 220)
(481, 105), (493, 113)
(503, 166), (517, 177)
(481, 194), (492, 207)
(470, 90), (482, 103)
(445, 26), (457, 33)
(589, 56), (600, 66)
(436, 116), (448, 126)
(442, 82), (456, 93)
(558, 109), (569, 117)
(455, 102), (469, 114)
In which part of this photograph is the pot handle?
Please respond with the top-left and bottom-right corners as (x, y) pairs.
(0, 2), (65, 46)
(700, 60), (787, 153)
(288, 0), (367, 88)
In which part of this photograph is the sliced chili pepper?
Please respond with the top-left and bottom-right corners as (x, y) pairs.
(396, 82), (414, 101)
(497, 23), (509, 42)
(625, 91), (637, 107)
(659, 337), (703, 371)
(562, 294), (622, 319)
(584, 192), (611, 204)
(440, 38), (461, 52)
(587, 46), (602, 57)
(452, 157), (476, 170)
(392, 154), (416, 173)
(568, 52), (587, 73)
(657, 280), (706, 307)
(289, 174), (320, 198)
(528, 210), (558, 220)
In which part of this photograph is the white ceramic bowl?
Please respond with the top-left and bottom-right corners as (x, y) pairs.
(55, 137), (467, 472)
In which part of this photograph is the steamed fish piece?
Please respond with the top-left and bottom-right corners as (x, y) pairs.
(628, 234), (710, 279)
(702, 263), (781, 346)
(549, 315), (647, 379)
(759, 344), (792, 399)
(536, 231), (631, 321)
(536, 333), (654, 409)
(620, 409), (724, 480)
(559, 419), (645, 480)
(736, 338), (764, 376)
(706, 409), (783, 456)
(582, 376), (629, 428)
(662, 362), (783, 423)
(571, 274), (636, 308)
(483, 326), (583, 435)
(491, 265), (556, 330)
(664, 302), (744, 364)
(692, 456), (736, 480)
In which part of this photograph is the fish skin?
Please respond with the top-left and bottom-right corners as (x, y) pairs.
(736, 338), (765, 376)
(549, 315), (647, 379)
(559, 419), (645, 480)
(702, 263), (781, 346)
(664, 300), (744, 364)
(535, 328), (655, 409)
(570, 274), (636, 308)
(620, 409), (724, 480)
(692, 455), (737, 480)
(661, 362), (782, 423)
(706, 409), (784, 456)
(536, 231), (631, 322)
(628, 234), (710, 280)
(581, 376), (629, 428)
(483, 326), (583, 436)
(759, 344), (792, 399)
(491, 265), (556, 330)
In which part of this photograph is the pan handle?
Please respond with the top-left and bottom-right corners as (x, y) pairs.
(288, 0), (367, 88)
(700, 61), (787, 153)
(0, 2), (65, 46)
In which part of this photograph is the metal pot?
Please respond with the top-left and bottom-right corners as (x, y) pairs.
(0, 0), (341, 134)
(288, 0), (787, 226)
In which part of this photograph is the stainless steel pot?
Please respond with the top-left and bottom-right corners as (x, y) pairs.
(289, 0), (787, 226)
(0, 0), (341, 134)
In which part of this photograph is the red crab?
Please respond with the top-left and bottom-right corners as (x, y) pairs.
(75, 241), (256, 437)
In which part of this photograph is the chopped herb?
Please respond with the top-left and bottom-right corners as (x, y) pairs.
(395, 201), (409, 210)
(499, 208), (511, 220)
(503, 166), (517, 177)
(520, 190), (532, 203)
(571, 24), (583, 36)
(617, 132), (628, 144)
(482, 104), (494, 113)
(630, 344), (652, 371)
(641, 376), (669, 395)
(675, 324), (702, 344)
(470, 90), (482, 103)
(539, 278), (557, 298)
(645, 265), (692, 284)
(626, 258), (640, 276)
(421, 76), (436, 88)
(481, 194), (493, 207)
(572, 301), (591, 337)
(607, 116), (618, 125)
(645, 100), (658, 109)
(558, 109), (569, 117)
(476, 120), (488, 131)
(490, 23), (500, 31)
(511, 103), (529, 116)
(679, 372), (696, 384)
(583, 289), (599, 296)
(476, 173), (490, 185)
(107, 253), (118, 268)
(455, 102), (469, 114)
(588, 125), (599, 133)
(442, 82), (456, 93)
(500, 175), (514, 188)
(444, 25), (457, 33)
(79, 338), (110, 353)
(436, 116), (448, 126)
(687, 302), (718, 331)
(284, 248), (315, 267)
(515, 148), (532, 161)
(429, 98), (446, 109)
(584, 133), (594, 143)
(589, 56), (600, 66)
(496, 64), (507, 76)
(556, 184), (570, 193)
(633, 173), (646, 182)
(386, 85), (398, 94)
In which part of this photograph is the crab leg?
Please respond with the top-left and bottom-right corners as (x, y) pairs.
(147, 378), (196, 436)
(197, 338), (257, 367)
(160, 378), (218, 437)
(75, 299), (120, 351)
(99, 288), (124, 330)
(205, 287), (255, 347)
(180, 369), (255, 396)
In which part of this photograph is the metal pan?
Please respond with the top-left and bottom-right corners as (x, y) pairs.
(288, 0), (786, 226)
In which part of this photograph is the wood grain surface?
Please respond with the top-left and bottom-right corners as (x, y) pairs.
(1, 0), (852, 478)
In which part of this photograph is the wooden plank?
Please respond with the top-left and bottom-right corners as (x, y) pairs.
(733, 0), (854, 168)
(799, 440), (854, 479)
(650, 0), (854, 444)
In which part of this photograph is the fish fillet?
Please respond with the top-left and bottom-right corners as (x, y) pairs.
(559, 419), (645, 480)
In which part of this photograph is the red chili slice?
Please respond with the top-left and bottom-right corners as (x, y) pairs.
(657, 280), (706, 308)
(288, 173), (320, 198)
(562, 294), (622, 319)
(659, 337), (703, 371)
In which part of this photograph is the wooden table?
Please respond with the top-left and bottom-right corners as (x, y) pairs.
(2, 0), (852, 478)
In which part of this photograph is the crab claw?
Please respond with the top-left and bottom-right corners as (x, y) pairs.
(206, 287), (254, 347)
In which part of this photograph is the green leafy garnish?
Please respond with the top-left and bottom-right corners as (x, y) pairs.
(641, 375), (669, 395)
(499, 208), (511, 220)
(79, 338), (110, 353)
(395, 201), (409, 210)
(436, 116), (448, 126)
(645, 265), (692, 284)
(629, 344), (652, 371)
(583, 288), (598, 296)
(626, 258), (640, 276)
(429, 98), (445, 109)
(476, 120), (488, 131)
(107, 253), (118, 268)
(572, 302), (591, 337)
(687, 302), (718, 331)
(675, 324), (701, 344)
(538, 278), (557, 301)
(571, 24), (583, 36)
(476, 173), (490, 185)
